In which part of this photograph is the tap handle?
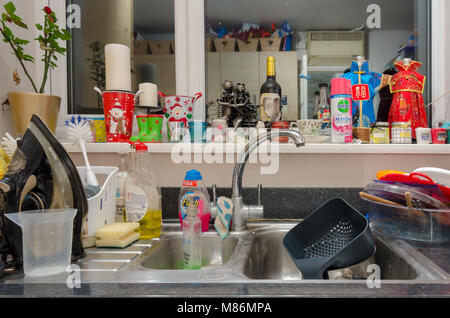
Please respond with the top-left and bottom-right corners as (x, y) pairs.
(257, 184), (262, 205)
(212, 184), (217, 205)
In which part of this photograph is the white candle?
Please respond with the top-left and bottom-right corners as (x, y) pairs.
(105, 43), (131, 91)
(138, 83), (158, 107)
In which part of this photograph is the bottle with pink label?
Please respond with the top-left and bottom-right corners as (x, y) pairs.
(331, 78), (353, 144)
(178, 170), (211, 232)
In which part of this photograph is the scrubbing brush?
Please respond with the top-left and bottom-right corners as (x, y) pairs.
(1, 132), (17, 158)
(65, 116), (99, 189)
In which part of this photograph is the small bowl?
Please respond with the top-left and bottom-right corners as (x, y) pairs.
(295, 120), (323, 136)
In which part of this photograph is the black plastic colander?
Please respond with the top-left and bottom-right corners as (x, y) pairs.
(283, 198), (375, 279)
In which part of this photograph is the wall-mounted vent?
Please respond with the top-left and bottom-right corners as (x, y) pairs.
(307, 31), (365, 66)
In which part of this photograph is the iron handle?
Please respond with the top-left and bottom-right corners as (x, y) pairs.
(212, 184), (217, 205)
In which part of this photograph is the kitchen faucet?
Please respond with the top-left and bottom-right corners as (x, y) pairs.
(230, 129), (306, 230)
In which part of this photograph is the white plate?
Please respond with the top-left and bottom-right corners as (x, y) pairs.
(304, 135), (331, 144)
(413, 167), (450, 187)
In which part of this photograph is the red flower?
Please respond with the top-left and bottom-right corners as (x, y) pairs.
(44, 6), (52, 15)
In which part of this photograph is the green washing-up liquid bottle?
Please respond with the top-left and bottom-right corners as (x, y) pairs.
(124, 143), (162, 239)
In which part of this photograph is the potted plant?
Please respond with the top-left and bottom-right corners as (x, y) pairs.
(0, 2), (71, 136)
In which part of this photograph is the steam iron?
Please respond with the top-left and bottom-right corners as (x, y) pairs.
(0, 114), (87, 275)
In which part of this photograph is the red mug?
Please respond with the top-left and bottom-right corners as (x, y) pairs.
(271, 121), (289, 143)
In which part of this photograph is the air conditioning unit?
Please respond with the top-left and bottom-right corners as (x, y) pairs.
(307, 31), (365, 66)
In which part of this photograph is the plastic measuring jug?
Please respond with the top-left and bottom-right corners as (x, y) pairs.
(6, 209), (77, 277)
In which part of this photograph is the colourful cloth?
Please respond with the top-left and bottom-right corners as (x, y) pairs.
(388, 60), (427, 139)
(0, 146), (10, 180)
(341, 60), (383, 128)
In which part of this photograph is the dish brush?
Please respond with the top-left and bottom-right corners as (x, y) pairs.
(1, 132), (17, 158)
(65, 116), (99, 187)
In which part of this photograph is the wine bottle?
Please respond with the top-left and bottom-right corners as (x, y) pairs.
(260, 56), (282, 123)
(317, 83), (331, 136)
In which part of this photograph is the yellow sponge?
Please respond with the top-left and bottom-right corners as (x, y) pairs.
(95, 222), (140, 248)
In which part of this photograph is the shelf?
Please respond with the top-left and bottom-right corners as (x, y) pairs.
(62, 142), (450, 155)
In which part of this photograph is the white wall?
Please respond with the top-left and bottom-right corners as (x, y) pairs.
(445, 1), (450, 122)
(69, 152), (450, 188)
(0, 0), (39, 137)
(367, 29), (411, 73)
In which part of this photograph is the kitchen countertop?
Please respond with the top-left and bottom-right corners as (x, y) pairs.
(1, 224), (449, 298)
(62, 142), (450, 155)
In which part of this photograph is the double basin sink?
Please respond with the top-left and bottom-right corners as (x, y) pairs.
(80, 221), (448, 283)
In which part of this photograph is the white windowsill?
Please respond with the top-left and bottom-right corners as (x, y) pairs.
(62, 142), (450, 154)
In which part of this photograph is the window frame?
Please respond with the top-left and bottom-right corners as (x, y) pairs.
(52, 0), (447, 128)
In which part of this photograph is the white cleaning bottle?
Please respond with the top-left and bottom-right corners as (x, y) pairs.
(183, 196), (202, 270)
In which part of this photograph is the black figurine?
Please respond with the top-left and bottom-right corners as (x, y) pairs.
(217, 80), (258, 128)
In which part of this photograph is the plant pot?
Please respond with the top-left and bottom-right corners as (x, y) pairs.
(8, 92), (61, 137)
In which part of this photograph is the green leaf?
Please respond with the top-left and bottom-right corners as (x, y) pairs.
(4, 2), (16, 16)
(60, 29), (71, 41)
(35, 23), (42, 30)
(14, 37), (29, 45)
(22, 54), (34, 62)
(9, 13), (21, 22)
(13, 19), (27, 29)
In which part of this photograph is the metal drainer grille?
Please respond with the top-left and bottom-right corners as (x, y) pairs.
(304, 220), (355, 258)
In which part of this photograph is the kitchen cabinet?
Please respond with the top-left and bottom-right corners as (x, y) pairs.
(210, 51), (299, 120)
(133, 51), (299, 120)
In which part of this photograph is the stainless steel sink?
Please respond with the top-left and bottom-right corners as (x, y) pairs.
(123, 222), (446, 283)
(243, 228), (302, 280)
(243, 226), (420, 280)
(5, 221), (447, 294)
(140, 233), (239, 270)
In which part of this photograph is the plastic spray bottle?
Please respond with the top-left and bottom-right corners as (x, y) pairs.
(331, 77), (353, 143)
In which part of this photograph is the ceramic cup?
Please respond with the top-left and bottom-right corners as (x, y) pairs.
(211, 119), (227, 143)
(188, 121), (208, 143)
(167, 121), (185, 143)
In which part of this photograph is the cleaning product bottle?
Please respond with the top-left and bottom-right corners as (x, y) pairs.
(317, 83), (331, 136)
(124, 143), (162, 239)
(178, 170), (211, 232)
(182, 195), (202, 270)
(331, 77), (353, 143)
(115, 152), (129, 222)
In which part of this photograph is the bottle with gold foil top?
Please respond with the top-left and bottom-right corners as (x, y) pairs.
(124, 143), (162, 239)
(260, 56), (282, 123)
